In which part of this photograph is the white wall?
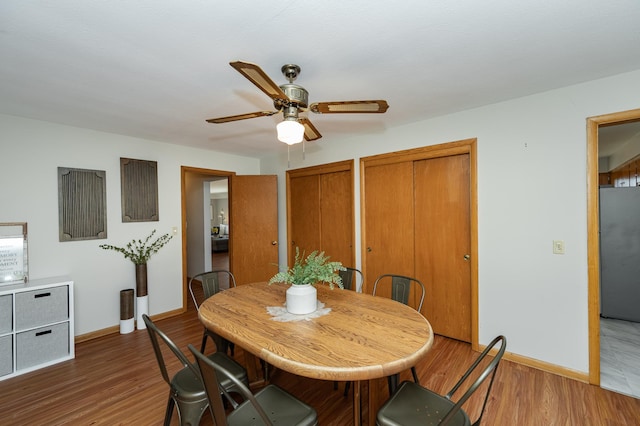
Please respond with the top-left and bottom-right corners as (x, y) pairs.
(0, 114), (260, 335)
(261, 69), (640, 374)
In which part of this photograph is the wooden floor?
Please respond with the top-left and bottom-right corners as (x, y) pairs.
(2, 301), (640, 426)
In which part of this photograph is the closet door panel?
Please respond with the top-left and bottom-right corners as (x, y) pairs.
(289, 175), (321, 264)
(414, 154), (471, 342)
(363, 162), (415, 295)
(320, 171), (353, 267)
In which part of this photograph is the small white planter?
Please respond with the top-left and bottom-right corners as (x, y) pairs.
(286, 284), (317, 314)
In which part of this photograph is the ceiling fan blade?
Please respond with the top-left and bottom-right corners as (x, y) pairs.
(206, 110), (278, 124)
(309, 100), (389, 114)
(230, 61), (289, 102)
(299, 118), (322, 141)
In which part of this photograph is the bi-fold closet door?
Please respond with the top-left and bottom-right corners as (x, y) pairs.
(362, 144), (473, 343)
(287, 160), (355, 269)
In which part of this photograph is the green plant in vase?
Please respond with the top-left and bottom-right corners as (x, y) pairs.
(269, 247), (345, 289)
(269, 247), (345, 315)
(99, 229), (173, 330)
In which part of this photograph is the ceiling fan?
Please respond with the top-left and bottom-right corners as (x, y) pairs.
(206, 61), (389, 145)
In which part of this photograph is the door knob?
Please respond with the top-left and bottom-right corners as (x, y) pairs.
(272, 241), (278, 246)
(463, 254), (470, 260)
(367, 247), (372, 252)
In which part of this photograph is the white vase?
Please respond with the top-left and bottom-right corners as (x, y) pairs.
(286, 284), (317, 314)
(136, 295), (149, 330)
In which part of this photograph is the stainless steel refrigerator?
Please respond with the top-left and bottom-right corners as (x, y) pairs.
(599, 186), (640, 322)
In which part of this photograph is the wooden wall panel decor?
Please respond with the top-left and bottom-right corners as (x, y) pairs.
(120, 158), (159, 222)
(58, 167), (107, 241)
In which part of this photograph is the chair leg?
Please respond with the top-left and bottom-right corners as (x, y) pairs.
(411, 366), (419, 384)
(386, 369), (416, 395)
(200, 331), (208, 353)
(343, 381), (351, 397)
(163, 395), (175, 426)
(387, 374), (399, 395)
(261, 359), (269, 381)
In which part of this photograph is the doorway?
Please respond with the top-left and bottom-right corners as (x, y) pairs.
(181, 168), (279, 305)
(586, 108), (640, 394)
(182, 167), (234, 306)
(210, 178), (230, 286)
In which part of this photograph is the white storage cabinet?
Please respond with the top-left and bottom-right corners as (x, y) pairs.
(0, 276), (74, 381)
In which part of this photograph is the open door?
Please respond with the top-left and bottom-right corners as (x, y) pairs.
(230, 175), (279, 285)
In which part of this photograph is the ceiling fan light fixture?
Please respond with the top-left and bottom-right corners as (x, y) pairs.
(207, 61), (389, 147)
(277, 118), (305, 145)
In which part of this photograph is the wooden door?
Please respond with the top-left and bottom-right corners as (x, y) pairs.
(289, 175), (321, 262)
(319, 171), (353, 266)
(414, 154), (471, 342)
(230, 175), (279, 286)
(287, 161), (355, 268)
(363, 162), (415, 295)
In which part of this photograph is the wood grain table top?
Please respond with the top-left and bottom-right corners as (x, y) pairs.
(199, 281), (434, 382)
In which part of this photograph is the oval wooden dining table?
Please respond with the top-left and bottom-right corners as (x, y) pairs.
(198, 281), (434, 425)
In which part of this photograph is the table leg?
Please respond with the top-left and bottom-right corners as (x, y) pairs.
(368, 377), (383, 425)
(353, 380), (361, 425)
(243, 352), (266, 389)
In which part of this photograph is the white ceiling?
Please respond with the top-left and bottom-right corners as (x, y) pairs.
(1, 1), (640, 159)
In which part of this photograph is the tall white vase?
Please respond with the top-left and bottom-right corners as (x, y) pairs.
(136, 295), (149, 330)
(286, 284), (317, 314)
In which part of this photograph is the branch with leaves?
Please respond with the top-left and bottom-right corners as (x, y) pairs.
(99, 229), (173, 265)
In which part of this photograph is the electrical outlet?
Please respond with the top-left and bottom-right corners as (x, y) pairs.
(553, 240), (565, 254)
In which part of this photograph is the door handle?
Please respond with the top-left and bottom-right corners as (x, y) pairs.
(272, 241), (278, 246)
(463, 254), (470, 261)
(367, 247), (372, 252)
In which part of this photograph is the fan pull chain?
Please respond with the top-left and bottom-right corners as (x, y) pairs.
(287, 145), (291, 168)
(302, 140), (306, 161)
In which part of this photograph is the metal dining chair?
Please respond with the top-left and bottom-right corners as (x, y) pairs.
(188, 344), (318, 426)
(189, 269), (236, 355)
(142, 314), (248, 426)
(376, 335), (507, 426)
(339, 267), (364, 293)
(373, 273), (426, 394)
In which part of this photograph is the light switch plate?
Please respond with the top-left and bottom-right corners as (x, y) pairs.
(553, 240), (565, 254)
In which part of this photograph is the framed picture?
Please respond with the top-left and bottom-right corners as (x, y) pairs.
(0, 222), (28, 284)
(120, 158), (159, 222)
(58, 167), (107, 241)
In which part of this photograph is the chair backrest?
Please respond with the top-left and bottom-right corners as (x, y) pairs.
(338, 267), (364, 293)
(189, 270), (237, 310)
(188, 344), (272, 426)
(442, 335), (507, 426)
(142, 314), (198, 385)
(372, 274), (426, 312)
